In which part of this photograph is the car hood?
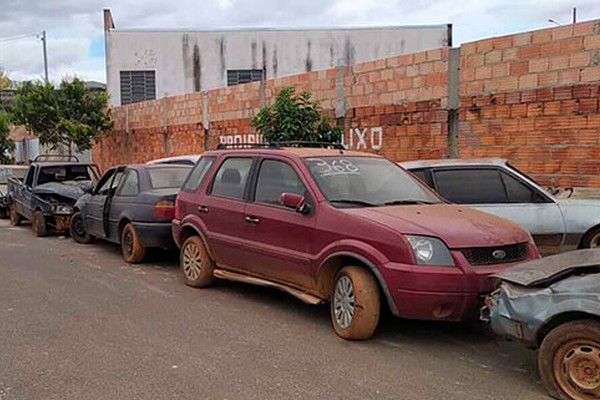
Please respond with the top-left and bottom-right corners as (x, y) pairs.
(343, 204), (531, 248)
(494, 248), (600, 287)
(33, 181), (93, 201)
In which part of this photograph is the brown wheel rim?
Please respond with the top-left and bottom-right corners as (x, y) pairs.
(33, 214), (40, 235)
(554, 339), (600, 400)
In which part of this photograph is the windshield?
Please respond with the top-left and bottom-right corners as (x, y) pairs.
(148, 166), (193, 189)
(304, 156), (441, 207)
(37, 165), (98, 185)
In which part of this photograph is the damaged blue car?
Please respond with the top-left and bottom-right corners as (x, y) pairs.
(484, 249), (600, 400)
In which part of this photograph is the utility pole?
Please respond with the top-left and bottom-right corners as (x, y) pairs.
(41, 30), (48, 82)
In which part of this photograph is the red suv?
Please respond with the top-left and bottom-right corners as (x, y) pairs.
(173, 144), (539, 340)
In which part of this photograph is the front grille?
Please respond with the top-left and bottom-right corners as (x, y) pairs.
(461, 243), (528, 266)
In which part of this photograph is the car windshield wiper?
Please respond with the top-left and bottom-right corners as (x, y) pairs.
(329, 199), (378, 207)
(382, 199), (435, 206)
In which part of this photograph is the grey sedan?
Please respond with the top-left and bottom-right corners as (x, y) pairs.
(70, 164), (192, 263)
(485, 249), (600, 400)
(401, 158), (600, 255)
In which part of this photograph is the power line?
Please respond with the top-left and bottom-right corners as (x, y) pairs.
(0, 33), (38, 43)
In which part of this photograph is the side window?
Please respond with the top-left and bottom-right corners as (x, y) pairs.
(255, 160), (306, 205)
(409, 169), (434, 188)
(434, 169), (508, 204)
(182, 157), (215, 192)
(95, 169), (117, 195)
(117, 170), (140, 196)
(24, 168), (35, 186)
(500, 171), (538, 203)
(210, 158), (253, 200)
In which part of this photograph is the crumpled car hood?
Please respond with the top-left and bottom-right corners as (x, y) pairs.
(33, 181), (92, 201)
(343, 204), (531, 248)
(494, 248), (600, 287)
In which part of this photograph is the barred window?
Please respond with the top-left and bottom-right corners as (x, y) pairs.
(120, 70), (156, 105)
(227, 69), (263, 87)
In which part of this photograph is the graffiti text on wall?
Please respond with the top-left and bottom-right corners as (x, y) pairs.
(345, 127), (383, 150)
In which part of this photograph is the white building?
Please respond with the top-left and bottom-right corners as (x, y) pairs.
(103, 9), (451, 106)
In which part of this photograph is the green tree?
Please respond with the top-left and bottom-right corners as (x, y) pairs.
(13, 78), (112, 154)
(0, 111), (15, 164)
(0, 69), (11, 90)
(252, 87), (342, 143)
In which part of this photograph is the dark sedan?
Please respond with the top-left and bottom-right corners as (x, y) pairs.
(70, 164), (192, 263)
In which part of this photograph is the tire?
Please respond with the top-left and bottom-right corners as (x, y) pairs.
(69, 212), (95, 244)
(120, 223), (146, 263)
(9, 204), (22, 226)
(538, 319), (600, 400)
(180, 236), (214, 288)
(0, 208), (7, 219)
(32, 210), (48, 237)
(330, 266), (381, 340)
(580, 227), (600, 249)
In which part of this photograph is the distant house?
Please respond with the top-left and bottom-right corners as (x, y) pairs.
(103, 9), (451, 106)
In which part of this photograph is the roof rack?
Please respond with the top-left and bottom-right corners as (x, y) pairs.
(33, 154), (80, 163)
(216, 141), (345, 150)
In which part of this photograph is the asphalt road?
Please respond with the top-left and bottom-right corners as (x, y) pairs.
(0, 219), (550, 400)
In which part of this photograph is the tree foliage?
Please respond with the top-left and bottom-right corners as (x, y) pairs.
(0, 69), (11, 90)
(0, 111), (15, 164)
(13, 78), (112, 153)
(252, 87), (342, 143)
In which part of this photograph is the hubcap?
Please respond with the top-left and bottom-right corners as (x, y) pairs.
(555, 341), (600, 400)
(333, 276), (355, 329)
(182, 242), (202, 280)
(73, 216), (85, 237)
(123, 231), (133, 256)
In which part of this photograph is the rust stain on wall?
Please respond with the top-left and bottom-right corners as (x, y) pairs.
(305, 40), (313, 72)
(193, 44), (201, 92)
(272, 46), (278, 77)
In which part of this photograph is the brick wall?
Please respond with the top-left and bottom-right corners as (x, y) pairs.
(458, 20), (600, 186)
(94, 19), (600, 187)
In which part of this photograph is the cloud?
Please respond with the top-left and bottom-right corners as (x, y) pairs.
(0, 0), (599, 84)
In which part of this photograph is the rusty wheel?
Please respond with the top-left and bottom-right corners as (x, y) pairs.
(32, 211), (48, 237)
(330, 266), (380, 340)
(539, 320), (600, 400)
(9, 204), (22, 226)
(69, 212), (95, 244)
(120, 223), (145, 263)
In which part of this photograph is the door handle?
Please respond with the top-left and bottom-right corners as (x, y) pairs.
(245, 216), (260, 224)
(198, 205), (209, 213)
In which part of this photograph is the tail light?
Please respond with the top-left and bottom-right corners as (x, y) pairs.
(154, 200), (175, 220)
(174, 193), (181, 220)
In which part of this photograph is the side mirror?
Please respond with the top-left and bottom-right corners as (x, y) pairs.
(280, 192), (310, 214)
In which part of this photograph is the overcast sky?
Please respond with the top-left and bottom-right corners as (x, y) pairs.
(0, 0), (598, 83)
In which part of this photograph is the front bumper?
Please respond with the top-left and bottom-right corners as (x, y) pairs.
(133, 221), (175, 249)
(382, 245), (539, 322)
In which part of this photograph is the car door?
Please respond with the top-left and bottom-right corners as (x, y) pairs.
(193, 156), (254, 270)
(85, 167), (122, 238)
(106, 168), (138, 242)
(239, 157), (317, 288)
(20, 167), (36, 218)
(431, 167), (566, 255)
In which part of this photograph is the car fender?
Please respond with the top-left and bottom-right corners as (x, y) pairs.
(316, 239), (399, 316)
(179, 213), (214, 259)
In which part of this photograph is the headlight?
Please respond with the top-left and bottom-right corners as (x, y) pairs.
(50, 205), (73, 215)
(405, 235), (455, 266)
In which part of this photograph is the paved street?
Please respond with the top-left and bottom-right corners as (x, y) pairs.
(0, 219), (549, 400)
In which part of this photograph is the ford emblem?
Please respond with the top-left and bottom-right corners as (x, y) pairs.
(492, 250), (507, 260)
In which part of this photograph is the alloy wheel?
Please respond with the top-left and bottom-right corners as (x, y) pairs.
(182, 242), (202, 281)
(333, 275), (356, 329)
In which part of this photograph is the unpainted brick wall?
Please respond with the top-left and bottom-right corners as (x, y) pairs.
(459, 20), (600, 186)
(94, 20), (600, 187)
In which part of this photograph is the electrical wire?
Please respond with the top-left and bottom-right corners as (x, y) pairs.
(0, 33), (39, 43)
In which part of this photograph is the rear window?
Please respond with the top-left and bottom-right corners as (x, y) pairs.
(148, 167), (192, 189)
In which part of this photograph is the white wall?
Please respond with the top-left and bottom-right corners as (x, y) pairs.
(106, 25), (450, 106)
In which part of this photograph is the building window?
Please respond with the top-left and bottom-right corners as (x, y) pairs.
(227, 69), (263, 87)
(119, 70), (156, 105)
